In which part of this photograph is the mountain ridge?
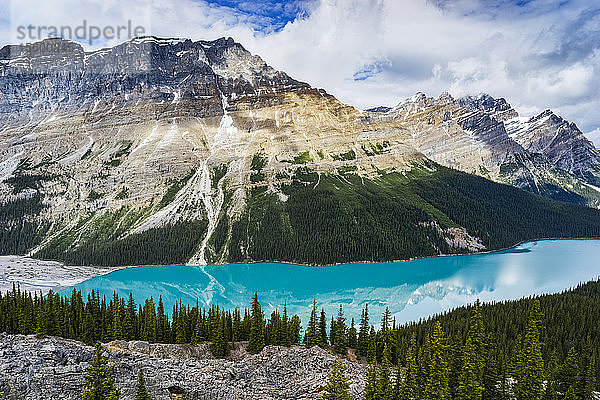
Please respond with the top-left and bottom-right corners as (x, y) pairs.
(1, 36), (600, 266)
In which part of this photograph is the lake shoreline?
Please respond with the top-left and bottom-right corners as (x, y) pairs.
(57, 238), (600, 327)
(123, 236), (600, 270)
(8, 237), (600, 295)
(0, 255), (129, 295)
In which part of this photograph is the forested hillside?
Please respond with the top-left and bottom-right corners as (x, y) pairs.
(226, 165), (600, 265)
(5, 163), (600, 267)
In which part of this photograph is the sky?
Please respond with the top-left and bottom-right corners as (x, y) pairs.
(1, 0), (599, 145)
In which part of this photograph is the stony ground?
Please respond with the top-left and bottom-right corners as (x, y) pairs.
(0, 333), (367, 400)
(0, 256), (123, 294)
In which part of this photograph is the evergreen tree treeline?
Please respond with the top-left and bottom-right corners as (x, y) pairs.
(3, 280), (600, 399)
(0, 287), (301, 358)
(359, 299), (596, 400)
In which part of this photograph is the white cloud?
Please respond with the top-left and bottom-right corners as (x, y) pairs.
(2, 0), (600, 134)
(585, 128), (600, 148)
(247, 0), (600, 134)
(527, 63), (595, 101)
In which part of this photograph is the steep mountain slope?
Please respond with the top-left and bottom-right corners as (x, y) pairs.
(1, 36), (599, 267)
(505, 110), (600, 184)
(365, 93), (600, 206)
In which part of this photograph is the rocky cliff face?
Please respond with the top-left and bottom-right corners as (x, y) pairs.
(505, 110), (600, 184)
(0, 36), (599, 266)
(364, 92), (600, 206)
(0, 37), (307, 120)
(0, 333), (367, 400)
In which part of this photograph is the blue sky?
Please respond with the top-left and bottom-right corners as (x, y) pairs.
(2, 0), (600, 144)
(200, 0), (313, 31)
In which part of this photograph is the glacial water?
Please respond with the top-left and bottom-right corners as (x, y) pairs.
(62, 239), (600, 325)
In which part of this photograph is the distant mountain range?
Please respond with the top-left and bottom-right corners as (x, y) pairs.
(1, 36), (600, 266)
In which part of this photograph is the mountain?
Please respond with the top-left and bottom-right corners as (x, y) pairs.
(365, 92), (600, 206)
(505, 110), (600, 184)
(1, 36), (600, 267)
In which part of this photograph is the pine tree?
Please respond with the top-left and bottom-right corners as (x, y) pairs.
(381, 307), (392, 333)
(175, 301), (188, 344)
(232, 308), (242, 344)
(457, 336), (484, 400)
(247, 292), (265, 354)
(156, 296), (167, 343)
(333, 305), (347, 355)
(482, 334), (503, 400)
(268, 309), (281, 345)
(35, 294), (48, 337)
(357, 304), (370, 358)
(124, 293), (136, 340)
(575, 338), (596, 400)
(330, 315), (336, 347)
(141, 298), (157, 343)
(543, 351), (559, 400)
(210, 318), (229, 358)
(364, 360), (378, 400)
(457, 301), (485, 400)
(82, 342), (120, 400)
(423, 322), (450, 400)
(558, 347), (579, 396)
(82, 308), (95, 344)
(280, 302), (291, 347)
(376, 344), (393, 400)
(393, 359), (402, 400)
(514, 300), (544, 400)
(400, 333), (419, 400)
(319, 308), (328, 347)
(289, 315), (302, 344)
(367, 326), (377, 363)
(348, 318), (357, 349)
(305, 300), (319, 347)
(322, 358), (352, 400)
(192, 312), (203, 345)
(135, 369), (151, 400)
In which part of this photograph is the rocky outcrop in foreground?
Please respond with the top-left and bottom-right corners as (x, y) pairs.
(0, 333), (366, 400)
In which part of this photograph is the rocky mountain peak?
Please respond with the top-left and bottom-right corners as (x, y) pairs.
(437, 91), (455, 105)
(0, 37), (84, 60)
(0, 36), (309, 124)
(505, 109), (600, 181)
(365, 106), (392, 113)
(457, 93), (518, 122)
(388, 92), (433, 114)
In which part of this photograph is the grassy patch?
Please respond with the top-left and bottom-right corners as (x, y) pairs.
(362, 142), (390, 156)
(211, 164), (228, 189)
(337, 165), (358, 174)
(4, 159), (58, 194)
(332, 149), (356, 161)
(87, 190), (103, 201)
(105, 140), (133, 167)
(159, 169), (195, 208)
(251, 152), (268, 171)
(293, 151), (313, 164)
(115, 187), (129, 200)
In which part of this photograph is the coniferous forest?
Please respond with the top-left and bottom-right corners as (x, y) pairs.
(4, 164), (600, 267)
(227, 166), (600, 266)
(2, 280), (600, 399)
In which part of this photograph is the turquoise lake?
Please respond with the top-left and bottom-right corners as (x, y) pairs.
(62, 239), (600, 325)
